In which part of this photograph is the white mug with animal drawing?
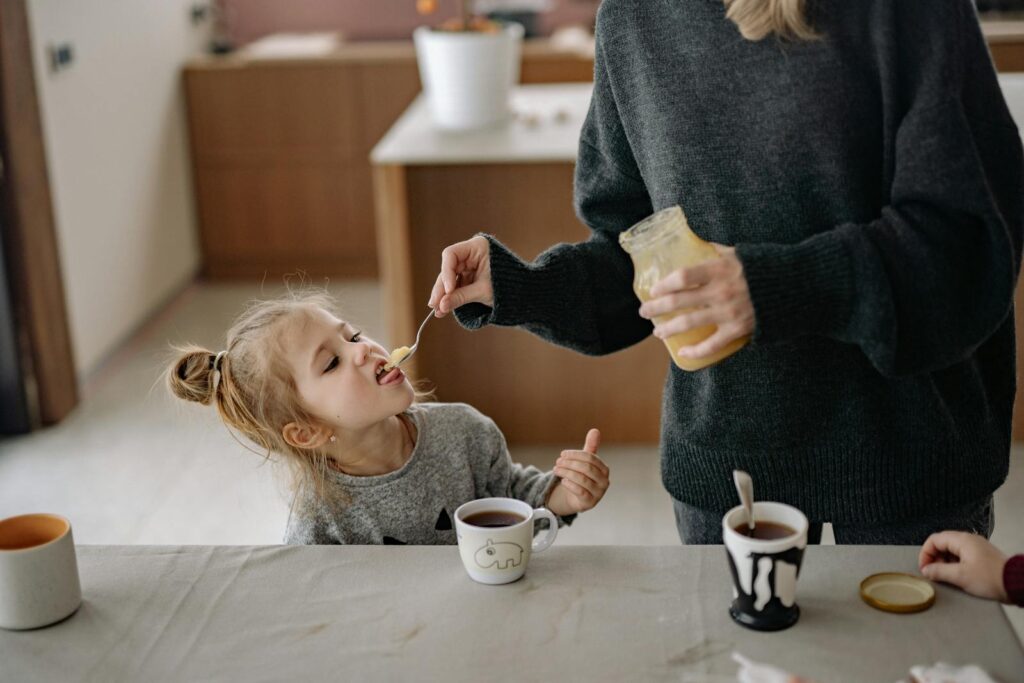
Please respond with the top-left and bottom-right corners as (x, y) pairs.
(455, 497), (558, 585)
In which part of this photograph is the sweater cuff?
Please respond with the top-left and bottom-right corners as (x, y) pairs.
(452, 234), (578, 331)
(451, 234), (512, 330)
(541, 474), (576, 528)
(735, 229), (855, 344)
(1004, 554), (1024, 607)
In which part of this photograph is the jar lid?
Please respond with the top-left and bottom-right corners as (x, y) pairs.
(860, 572), (936, 613)
(618, 206), (687, 253)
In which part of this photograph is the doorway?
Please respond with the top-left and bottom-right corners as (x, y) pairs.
(0, 0), (77, 433)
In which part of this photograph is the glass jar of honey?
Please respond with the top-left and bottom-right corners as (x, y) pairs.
(619, 205), (749, 371)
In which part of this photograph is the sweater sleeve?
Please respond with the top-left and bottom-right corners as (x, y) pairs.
(453, 29), (655, 356)
(481, 417), (555, 507)
(479, 417), (575, 526)
(735, 3), (1023, 377)
(1005, 554), (1024, 607)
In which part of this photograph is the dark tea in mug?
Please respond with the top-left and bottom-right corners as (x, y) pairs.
(463, 511), (526, 528)
(733, 521), (796, 540)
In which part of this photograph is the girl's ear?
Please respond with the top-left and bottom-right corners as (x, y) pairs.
(282, 422), (331, 450)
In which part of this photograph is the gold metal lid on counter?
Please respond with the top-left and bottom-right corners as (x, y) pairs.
(860, 572), (936, 614)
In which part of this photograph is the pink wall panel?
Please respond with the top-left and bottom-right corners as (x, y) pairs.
(219, 0), (598, 45)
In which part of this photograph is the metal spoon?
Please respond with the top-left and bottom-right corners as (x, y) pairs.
(733, 470), (755, 532)
(385, 273), (460, 372)
(384, 309), (435, 371)
(398, 308), (435, 366)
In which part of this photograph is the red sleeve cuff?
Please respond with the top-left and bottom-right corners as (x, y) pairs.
(1004, 554), (1024, 607)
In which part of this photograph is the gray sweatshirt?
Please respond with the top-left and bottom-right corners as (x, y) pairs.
(284, 403), (562, 545)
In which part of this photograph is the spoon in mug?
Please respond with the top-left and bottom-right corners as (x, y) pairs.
(733, 470), (755, 532)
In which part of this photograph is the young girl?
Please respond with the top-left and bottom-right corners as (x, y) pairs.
(167, 291), (609, 545)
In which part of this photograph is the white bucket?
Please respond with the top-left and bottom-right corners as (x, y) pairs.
(413, 22), (524, 131)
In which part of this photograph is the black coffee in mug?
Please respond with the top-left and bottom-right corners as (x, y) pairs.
(733, 521), (796, 540)
(462, 511), (526, 528)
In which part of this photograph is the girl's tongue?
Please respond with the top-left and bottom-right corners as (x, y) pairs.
(377, 367), (402, 385)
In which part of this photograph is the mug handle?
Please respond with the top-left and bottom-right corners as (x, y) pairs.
(531, 508), (558, 554)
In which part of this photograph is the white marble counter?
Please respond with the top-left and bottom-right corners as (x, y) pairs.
(4, 545), (1021, 682)
(370, 83), (593, 166)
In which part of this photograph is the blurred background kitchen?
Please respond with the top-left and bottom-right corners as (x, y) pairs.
(2, 0), (1024, 631)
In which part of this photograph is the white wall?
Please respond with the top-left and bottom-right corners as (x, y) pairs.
(1000, 73), (1024, 129)
(26, 0), (210, 379)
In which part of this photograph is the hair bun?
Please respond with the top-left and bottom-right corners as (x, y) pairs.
(168, 345), (218, 405)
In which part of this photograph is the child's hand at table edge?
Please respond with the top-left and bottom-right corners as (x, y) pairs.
(546, 428), (609, 516)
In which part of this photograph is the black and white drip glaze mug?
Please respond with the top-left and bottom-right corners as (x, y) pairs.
(722, 501), (809, 632)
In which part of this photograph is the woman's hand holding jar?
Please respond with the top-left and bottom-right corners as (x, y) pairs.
(638, 245), (755, 361)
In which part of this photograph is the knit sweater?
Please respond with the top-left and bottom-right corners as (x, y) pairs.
(284, 403), (562, 545)
(455, 0), (1024, 524)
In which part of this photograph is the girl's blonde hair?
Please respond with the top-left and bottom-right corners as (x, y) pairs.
(167, 290), (428, 504)
(723, 0), (818, 42)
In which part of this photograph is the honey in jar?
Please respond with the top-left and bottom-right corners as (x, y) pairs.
(618, 205), (749, 371)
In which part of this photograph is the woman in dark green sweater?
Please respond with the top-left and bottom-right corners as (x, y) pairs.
(428, 0), (1024, 544)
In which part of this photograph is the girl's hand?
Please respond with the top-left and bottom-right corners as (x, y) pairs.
(546, 429), (608, 516)
(919, 531), (1009, 603)
(638, 245), (754, 361)
(428, 236), (494, 316)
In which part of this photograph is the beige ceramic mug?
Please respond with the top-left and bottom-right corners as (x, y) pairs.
(0, 513), (82, 630)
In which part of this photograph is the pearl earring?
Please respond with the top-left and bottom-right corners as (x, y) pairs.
(329, 434), (337, 443)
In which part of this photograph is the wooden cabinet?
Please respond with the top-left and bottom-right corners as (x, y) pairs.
(183, 41), (593, 279)
(185, 26), (1020, 281)
(985, 20), (1024, 72)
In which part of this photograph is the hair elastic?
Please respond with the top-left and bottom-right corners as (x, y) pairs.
(210, 351), (229, 395)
